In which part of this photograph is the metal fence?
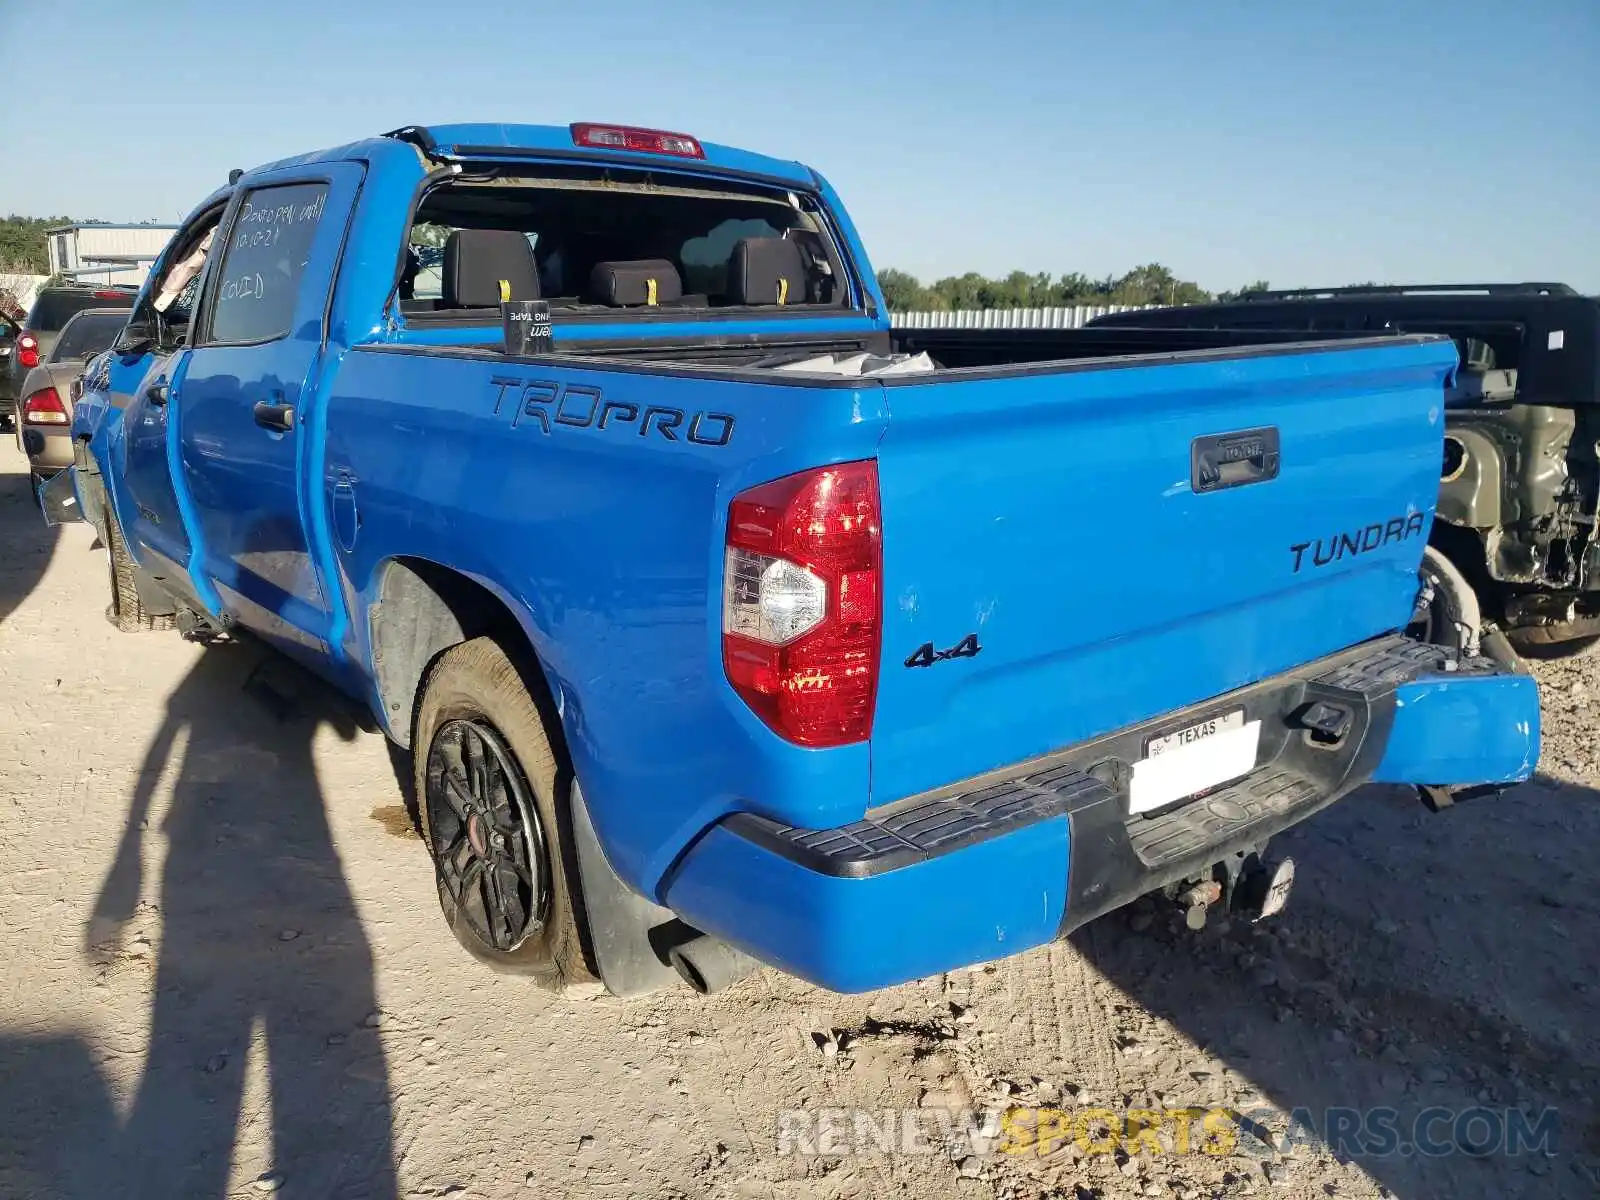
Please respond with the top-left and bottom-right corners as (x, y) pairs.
(889, 304), (1152, 329)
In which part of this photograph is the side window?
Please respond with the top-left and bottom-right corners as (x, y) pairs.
(151, 228), (217, 337)
(209, 182), (330, 344)
(404, 222), (455, 303)
(144, 209), (226, 348)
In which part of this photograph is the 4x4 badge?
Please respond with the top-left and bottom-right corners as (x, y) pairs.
(905, 634), (981, 669)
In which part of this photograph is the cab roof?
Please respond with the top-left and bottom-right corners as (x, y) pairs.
(245, 122), (817, 191)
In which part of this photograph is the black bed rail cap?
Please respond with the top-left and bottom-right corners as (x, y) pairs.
(1239, 282), (1578, 302)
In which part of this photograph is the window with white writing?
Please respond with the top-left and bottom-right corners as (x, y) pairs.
(209, 182), (330, 344)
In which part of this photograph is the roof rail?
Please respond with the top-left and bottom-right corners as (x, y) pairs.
(1239, 283), (1578, 301)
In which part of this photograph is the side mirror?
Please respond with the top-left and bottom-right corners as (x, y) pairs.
(115, 314), (155, 356)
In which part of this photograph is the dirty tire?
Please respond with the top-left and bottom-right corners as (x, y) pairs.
(104, 517), (174, 633)
(1507, 629), (1600, 661)
(413, 637), (592, 989)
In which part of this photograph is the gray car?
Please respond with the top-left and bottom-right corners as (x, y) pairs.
(14, 308), (129, 483)
(5, 284), (136, 426)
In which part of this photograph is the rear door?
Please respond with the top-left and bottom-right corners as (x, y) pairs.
(177, 164), (363, 654)
(868, 337), (1455, 804)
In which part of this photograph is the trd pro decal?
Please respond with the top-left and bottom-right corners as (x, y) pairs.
(490, 376), (734, 446)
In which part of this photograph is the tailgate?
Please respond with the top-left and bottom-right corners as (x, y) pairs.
(869, 335), (1456, 804)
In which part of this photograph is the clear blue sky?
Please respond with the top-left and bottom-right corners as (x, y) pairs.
(3, 0), (1596, 292)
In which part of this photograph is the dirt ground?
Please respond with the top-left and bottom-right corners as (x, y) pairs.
(0, 442), (1595, 1200)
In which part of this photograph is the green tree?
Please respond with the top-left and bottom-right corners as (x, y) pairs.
(1103, 263), (1212, 307)
(1217, 279), (1272, 301)
(876, 268), (930, 312)
(0, 214), (77, 274)
(843, 263), (1235, 311)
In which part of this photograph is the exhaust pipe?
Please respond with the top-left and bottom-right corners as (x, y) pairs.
(667, 933), (760, 995)
(1417, 783), (1504, 812)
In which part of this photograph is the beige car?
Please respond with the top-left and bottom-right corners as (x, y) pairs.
(14, 308), (128, 484)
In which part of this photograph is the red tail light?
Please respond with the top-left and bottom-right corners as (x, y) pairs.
(22, 386), (68, 425)
(17, 334), (39, 369)
(722, 461), (882, 747)
(571, 123), (704, 159)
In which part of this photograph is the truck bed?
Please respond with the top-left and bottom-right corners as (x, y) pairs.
(395, 323), (1402, 373)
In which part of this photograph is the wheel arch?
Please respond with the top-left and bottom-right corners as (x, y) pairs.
(368, 556), (556, 749)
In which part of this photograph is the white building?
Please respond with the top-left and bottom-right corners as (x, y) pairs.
(45, 223), (180, 287)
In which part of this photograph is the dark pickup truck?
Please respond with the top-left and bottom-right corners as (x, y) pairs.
(1091, 283), (1600, 661)
(62, 124), (1540, 999)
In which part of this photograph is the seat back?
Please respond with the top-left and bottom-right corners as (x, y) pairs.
(442, 230), (541, 308)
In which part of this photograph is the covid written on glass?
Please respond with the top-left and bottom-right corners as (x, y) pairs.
(210, 184), (330, 343)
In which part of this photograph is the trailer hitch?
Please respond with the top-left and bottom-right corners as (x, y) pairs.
(1172, 850), (1296, 930)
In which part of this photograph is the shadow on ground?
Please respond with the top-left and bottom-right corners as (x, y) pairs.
(1072, 774), (1600, 1198)
(0, 458), (59, 627)
(0, 642), (401, 1199)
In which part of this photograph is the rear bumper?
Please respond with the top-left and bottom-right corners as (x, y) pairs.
(20, 426), (73, 472)
(662, 637), (1539, 993)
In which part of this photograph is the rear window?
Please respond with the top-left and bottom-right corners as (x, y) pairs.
(25, 288), (134, 333)
(49, 312), (127, 362)
(401, 169), (850, 314)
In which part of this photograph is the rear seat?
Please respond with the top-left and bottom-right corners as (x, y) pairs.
(413, 231), (822, 315)
(441, 229), (541, 308)
(586, 260), (706, 308)
(727, 237), (808, 306)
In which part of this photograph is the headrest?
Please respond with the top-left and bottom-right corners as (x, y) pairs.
(727, 237), (807, 306)
(442, 229), (541, 308)
(587, 259), (684, 307)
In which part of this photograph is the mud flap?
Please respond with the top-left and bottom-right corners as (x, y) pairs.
(570, 781), (687, 998)
(37, 468), (86, 527)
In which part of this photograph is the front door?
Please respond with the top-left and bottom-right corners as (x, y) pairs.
(119, 347), (188, 572)
(176, 165), (363, 654)
(117, 205), (230, 584)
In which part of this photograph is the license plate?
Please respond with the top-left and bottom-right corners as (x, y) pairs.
(1130, 708), (1260, 815)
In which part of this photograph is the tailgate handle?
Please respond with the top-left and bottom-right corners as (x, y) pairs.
(1191, 427), (1280, 493)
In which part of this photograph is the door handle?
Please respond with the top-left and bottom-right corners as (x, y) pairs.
(146, 381), (168, 406)
(253, 401), (296, 432)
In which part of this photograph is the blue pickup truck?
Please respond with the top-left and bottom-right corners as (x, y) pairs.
(62, 122), (1540, 998)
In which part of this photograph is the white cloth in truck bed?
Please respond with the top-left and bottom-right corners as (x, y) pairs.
(773, 351), (936, 377)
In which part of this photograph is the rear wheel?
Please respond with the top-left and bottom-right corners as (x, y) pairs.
(103, 517), (174, 633)
(413, 637), (591, 988)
